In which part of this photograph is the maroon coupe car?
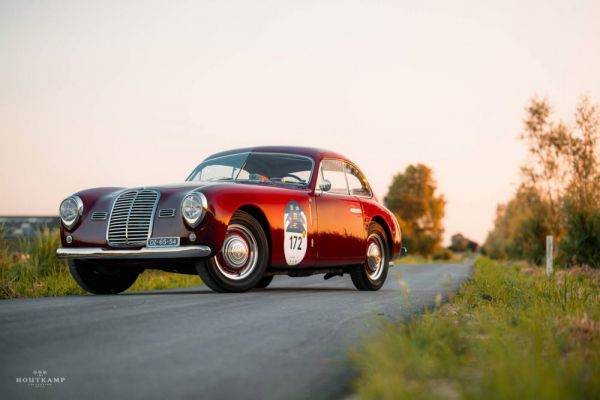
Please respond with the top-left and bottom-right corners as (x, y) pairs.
(56, 146), (405, 293)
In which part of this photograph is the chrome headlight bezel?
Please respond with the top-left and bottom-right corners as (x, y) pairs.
(59, 196), (83, 230)
(181, 192), (208, 228)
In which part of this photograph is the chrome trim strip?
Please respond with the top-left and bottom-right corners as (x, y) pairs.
(56, 245), (211, 260)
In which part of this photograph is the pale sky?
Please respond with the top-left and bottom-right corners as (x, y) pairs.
(1, 0), (599, 244)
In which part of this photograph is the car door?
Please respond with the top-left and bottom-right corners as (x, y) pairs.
(314, 159), (366, 265)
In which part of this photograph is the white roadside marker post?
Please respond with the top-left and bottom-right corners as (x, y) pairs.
(546, 235), (553, 277)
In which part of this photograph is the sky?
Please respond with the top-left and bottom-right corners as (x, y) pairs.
(1, 0), (599, 244)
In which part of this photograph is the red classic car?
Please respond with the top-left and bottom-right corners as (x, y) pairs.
(56, 146), (405, 293)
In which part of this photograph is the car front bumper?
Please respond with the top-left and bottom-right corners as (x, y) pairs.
(56, 246), (211, 260)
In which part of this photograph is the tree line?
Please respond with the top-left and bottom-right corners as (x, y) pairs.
(381, 96), (599, 268)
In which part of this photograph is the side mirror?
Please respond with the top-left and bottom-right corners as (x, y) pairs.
(319, 179), (332, 192)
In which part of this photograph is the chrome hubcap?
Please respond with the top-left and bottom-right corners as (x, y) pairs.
(215, 224), (258, 281)
(366, 234), (385, 280)
(222, 236), (249, 267)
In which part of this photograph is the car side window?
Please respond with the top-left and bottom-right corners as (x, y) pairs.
(345, 163), (371, 197)
(319, 159), (349, 195)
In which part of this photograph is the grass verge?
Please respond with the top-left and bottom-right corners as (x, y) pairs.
(0, 227), (201, 299)
(351, 257), (600, 399)
(396, 252), (470, 264)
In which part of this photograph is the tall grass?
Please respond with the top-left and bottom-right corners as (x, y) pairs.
(0, 226), (201, 299)
(351, 257), (600, 399)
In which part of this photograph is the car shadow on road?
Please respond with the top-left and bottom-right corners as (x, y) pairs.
(118, 286), (356, 296)
(119, 289), (210, 296)
(260, 287), (356, 292)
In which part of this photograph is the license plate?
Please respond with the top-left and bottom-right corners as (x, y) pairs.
(147, 237), (180, 247)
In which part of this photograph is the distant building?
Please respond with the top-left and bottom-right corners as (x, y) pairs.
(0, 216), (59, 239)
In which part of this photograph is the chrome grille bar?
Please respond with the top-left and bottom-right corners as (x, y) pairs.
(159, 209), (176, 218)
(107, 190), (159, 246)
(91, 212), (108, 220)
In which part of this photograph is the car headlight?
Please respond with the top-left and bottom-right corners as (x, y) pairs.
(59, 196), (83, 229)
(181, 192), (207, 228)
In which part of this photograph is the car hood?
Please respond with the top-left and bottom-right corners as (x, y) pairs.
(134, 181), (226, 196)
(75, 181), (225, 198)
(74, 180), (306, 206)
(119, 180), (306, 195)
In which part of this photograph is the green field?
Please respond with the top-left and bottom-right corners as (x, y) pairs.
(0, 228), (201, 299)
(351, 257), (600, 399)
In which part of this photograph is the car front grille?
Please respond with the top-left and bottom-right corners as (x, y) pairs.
(107, 190), (160, 246)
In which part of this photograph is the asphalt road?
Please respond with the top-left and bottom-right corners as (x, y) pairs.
(1, 261), (472, 400)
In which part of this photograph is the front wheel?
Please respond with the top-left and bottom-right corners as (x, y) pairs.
(69, 259), (140, 294)
(196, 210), (269, 292)
(350, 222), (389, 291)
(254, 275), (274, 289)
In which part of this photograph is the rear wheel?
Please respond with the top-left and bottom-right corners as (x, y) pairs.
(350, 222), (389, 291)
(69, 259), (140, 294)
(196, 210), (269, 292)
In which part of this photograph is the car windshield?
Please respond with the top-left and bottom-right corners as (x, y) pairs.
(186, 152), (314, 186)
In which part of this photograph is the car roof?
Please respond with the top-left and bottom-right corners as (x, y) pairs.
(204, 146), (349, 162)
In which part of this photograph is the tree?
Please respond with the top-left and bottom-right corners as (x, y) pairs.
(519, 97), (570, 237)
(559, 97), (600, 267)
(485, 96), (600, 267)
(483, 185), (552, 264)
(384, 164), (445, 257)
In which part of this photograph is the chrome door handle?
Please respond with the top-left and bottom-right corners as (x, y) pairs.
(349, 207), (362, 214)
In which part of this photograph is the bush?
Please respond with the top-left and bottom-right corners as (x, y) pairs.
(559, 205), (600, 268)
(449, 233), (479, 252)
(432, 248), (453, 261)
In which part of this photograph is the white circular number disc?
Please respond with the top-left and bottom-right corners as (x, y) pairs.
(283, 201), (308, 266)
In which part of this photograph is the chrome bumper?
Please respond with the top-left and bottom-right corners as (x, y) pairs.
(389, 247), (408, 267)
(56, 246), (211, 260)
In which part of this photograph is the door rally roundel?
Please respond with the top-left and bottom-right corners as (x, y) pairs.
(284, 201), (308, 265)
